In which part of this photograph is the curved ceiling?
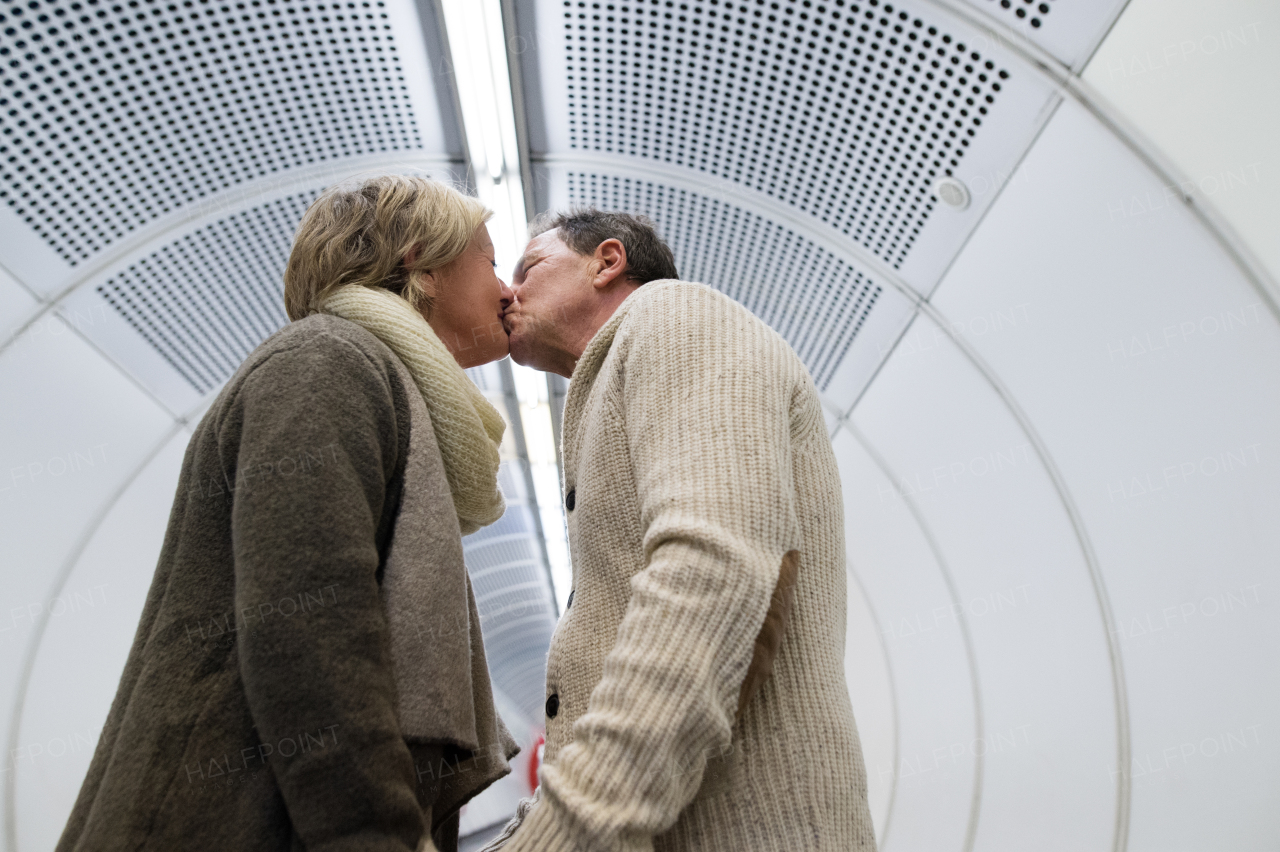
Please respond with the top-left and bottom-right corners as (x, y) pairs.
(1, 0), (1278, 849)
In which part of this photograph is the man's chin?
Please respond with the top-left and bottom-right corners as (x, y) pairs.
(505, 333), (530, 367)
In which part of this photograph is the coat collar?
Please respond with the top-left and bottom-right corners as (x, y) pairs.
(379, 352), (519, 804)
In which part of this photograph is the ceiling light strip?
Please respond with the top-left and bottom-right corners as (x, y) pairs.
(437, 0), (528, 273)
(434, 0), (572, 607)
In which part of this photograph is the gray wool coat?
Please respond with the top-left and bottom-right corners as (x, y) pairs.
(56, 314), (518, 852)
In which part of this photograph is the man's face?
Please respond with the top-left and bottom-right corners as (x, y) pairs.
(504, 230), (594, 372)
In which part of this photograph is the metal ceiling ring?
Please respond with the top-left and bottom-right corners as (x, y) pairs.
(843, 560), (903, 851)
(841, 421), (987, 852)
(905, 301), (1132, 852)
(1, 420), (188, 852)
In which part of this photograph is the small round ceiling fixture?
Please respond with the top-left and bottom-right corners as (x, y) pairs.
(933, 177), (972, 211)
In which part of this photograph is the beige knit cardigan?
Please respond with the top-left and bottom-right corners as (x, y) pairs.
(487, 281), (876, 851)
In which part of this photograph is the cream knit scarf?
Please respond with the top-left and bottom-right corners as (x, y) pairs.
(321, 285), (506, 535)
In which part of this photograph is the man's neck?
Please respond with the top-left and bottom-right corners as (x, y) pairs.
(559, 282), (642, 377)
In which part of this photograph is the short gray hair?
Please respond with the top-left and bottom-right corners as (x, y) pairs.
(529, 208), (679, 283)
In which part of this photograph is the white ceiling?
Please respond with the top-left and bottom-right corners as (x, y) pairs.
(1, 0), (1278, 849)
(1083, 0), (1280, 286)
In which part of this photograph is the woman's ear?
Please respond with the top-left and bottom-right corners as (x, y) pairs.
(410, 269), (438, 318)
(402, 245), (439, 316)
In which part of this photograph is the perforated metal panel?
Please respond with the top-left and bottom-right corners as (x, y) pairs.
(559, 0), (1012, 271)
(0, 0), (427, 265)
(566, 170), (882, 390)
(976, 0), (1052, 30)
(956, 0), (1131, 70)
(96, 191), (314, 394)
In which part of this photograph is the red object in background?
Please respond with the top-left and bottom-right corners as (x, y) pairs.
(527, 732), (545, 793)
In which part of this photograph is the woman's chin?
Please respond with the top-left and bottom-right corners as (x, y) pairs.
(472, 336), (511, 367)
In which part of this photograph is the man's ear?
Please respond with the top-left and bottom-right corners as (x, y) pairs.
(592, 238), (630, 289)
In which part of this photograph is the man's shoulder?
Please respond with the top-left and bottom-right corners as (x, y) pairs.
(622, 279), (765, 336)
(626, 279), (733, 312)
(622, 280), (795, 359)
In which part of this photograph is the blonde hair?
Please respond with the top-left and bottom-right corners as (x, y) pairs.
(284, 173), (492, 322)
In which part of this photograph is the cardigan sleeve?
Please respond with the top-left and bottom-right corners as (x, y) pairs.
(502, 285), (805, 851)
(225, 332), (428, 852)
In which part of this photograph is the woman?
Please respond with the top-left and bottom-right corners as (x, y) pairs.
(57, 175), (520, 852)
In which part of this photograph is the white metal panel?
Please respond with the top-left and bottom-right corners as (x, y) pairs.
(55, 289), (205, 417)
(0, 270), (38, 341)
(548, 166), (899, 390)
(931, 95), (1280, 852)
(820, 294), (920, 416)
(56, 190), (322, 414)
(539, 159), (922, 411)
(0, 321), (173, 836)
(11, 429), (189, 852)
(832, 427), (977, 852)
(1082, 0), (1280, 285)
(850, 310), (1118, 851)
(0, 207), (71, 300)
(844, 555), (897, 842)
(384, 0), (454, 156)
(52, 156), (457, 417)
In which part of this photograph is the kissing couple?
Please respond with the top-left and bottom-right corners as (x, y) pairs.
(58, 175), (876, 852)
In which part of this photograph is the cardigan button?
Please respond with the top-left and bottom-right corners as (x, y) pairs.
(566, 589), (575, 609)
(565, 488), (576, 511)
(546, 693), (560, 719)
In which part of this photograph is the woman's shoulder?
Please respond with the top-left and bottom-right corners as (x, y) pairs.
(200, 314), (405, 429)
(216, 313), (409, 399)
(248, 313), (396, 373)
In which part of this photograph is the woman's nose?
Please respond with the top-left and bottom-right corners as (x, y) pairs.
(499, 278), (516, 306)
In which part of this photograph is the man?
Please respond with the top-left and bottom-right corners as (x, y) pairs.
(490, 209), (876, 851)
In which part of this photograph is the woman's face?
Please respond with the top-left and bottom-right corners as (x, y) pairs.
(423, 224), (515, 369)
